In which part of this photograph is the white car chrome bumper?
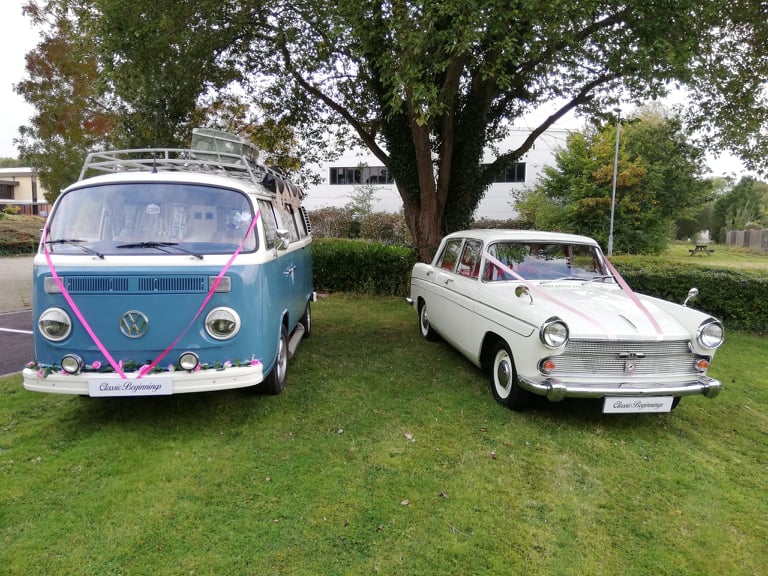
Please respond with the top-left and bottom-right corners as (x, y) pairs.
(519, 375), (722, 402)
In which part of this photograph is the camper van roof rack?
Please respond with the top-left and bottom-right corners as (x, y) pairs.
(78, 129), (305, 206)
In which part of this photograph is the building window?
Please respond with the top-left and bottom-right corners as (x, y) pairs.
(329, 166), (395, 185)
(0, 182), (15, 200)
(485, 162), (526, 183)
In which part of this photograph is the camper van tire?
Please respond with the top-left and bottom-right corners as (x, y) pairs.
(262, 326), (289, 395)
(299, 301), (312, 338)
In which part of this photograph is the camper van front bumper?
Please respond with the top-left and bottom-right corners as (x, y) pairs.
(22, 364), (265, 396)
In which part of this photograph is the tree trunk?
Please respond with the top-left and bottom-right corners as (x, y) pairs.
(402, 192), (444, 263)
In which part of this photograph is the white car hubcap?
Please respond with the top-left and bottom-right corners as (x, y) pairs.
(494, 350), (513, 398)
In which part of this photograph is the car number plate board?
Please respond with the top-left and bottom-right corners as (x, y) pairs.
(603, 396), (674, 414)
(88, 374), (173, 397)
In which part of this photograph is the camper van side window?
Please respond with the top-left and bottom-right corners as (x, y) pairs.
(278, 205), (300, 242)
(258, 199), (279, 249)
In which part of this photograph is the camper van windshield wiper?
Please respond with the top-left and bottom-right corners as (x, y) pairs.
(46, 238), (104, 259)
(115, 241), (203, 260)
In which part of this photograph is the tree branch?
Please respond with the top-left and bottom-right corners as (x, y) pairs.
(271, 31), (390, 166)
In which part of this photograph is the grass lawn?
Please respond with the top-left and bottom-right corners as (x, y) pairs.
(1, 294), (767, 575)
(656, 241), (768, 271)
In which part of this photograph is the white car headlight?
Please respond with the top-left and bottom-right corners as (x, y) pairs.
(205, 307), (241, 340)
(540, 318), (569, 348)
(697, 319), (724, 349)
(38, 307), (72, 341)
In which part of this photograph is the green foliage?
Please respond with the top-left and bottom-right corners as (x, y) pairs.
(309, 207), (356, 239)
(345, 182), (379, 221)
(311, 239), (417, 296)
(359, 213), (413, 246)
(612, 257), (768, 333)
(0, 215), (44, 256)
(309, 208), (413, 246)
(15, 1), (120, 200)
(517, 109), (710, 254)
(18, 0), (768, 262)
(711, 176), (768, 241)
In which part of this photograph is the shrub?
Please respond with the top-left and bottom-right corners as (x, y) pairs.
(309, 208), (414, 246)
(0, 214), (44, 256)
(612, 257), (768, 333)
(309, 240), (768, 331)
(308, 207), (355, 239)
(359, 212), (412, 246)
(312, 239), (417, 296)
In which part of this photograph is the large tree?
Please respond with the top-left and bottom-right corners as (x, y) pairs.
(17, 0), (768, 260)
(516, 108), (712, 254)
(15, 0), (120, 202)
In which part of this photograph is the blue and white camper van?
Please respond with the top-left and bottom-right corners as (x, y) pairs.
(23, 129), (314, 397)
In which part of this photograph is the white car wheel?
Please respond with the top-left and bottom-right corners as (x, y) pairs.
(418, 302), (439, 341)
(490, 341), (531, 411)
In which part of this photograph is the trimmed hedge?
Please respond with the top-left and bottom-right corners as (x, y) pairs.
(311, 239), (417, 296)
(311, 241), (768, 333)
(0, 215), (44, 256)
(612, 258), (768, 334)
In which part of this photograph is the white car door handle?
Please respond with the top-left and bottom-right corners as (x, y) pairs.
(284, 265), (296, 276)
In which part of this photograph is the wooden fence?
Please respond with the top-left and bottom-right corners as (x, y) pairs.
(724, 229), (768, 253)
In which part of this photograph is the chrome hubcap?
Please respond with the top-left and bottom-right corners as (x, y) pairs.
(495, 352), (512, 397)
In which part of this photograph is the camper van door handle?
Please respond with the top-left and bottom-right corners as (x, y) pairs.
(284, 265), (296, 276)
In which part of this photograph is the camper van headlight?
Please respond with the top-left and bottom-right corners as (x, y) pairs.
(205, 307), (241, 340)
(38, 307), (72, 341)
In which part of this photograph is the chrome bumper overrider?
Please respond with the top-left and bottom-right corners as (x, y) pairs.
(519, 375), (722, 402)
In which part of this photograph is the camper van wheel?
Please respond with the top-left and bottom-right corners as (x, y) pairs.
(262, 326), (288, 395)
(299, 300), (312, 338)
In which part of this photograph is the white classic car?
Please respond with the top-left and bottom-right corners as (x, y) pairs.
(407, 230), (724, 413)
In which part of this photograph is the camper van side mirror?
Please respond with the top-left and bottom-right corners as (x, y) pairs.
(275, 229), (291, 251)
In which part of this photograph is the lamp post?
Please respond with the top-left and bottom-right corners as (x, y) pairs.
(607, 107), (621, 256)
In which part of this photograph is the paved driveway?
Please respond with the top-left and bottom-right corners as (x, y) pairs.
(0, 256), (34, 376)
(0, 255), (34, 313)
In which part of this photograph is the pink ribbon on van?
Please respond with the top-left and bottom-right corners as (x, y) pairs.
(136, 210), (261, 377)
(43, 228), (127, 378)
(42, 210), (260, 380)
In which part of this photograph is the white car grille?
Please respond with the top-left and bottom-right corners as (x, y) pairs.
(552, 339), (700, 377)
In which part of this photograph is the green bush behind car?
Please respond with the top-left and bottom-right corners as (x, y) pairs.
(311, 240), (768, 333)
(1, 213), (765, 332)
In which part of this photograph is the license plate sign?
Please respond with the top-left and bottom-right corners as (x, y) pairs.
(88, 374), (173, 397)
(603, 396), (675, 414)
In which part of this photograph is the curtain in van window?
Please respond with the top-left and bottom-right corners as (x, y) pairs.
(258, 199), (279, 248)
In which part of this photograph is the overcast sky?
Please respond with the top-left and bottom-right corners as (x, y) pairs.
(1, 1), (38, 158)
(0, 1), (748, 178)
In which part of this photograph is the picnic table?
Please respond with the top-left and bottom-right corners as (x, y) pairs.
(689, 241), (715, 256)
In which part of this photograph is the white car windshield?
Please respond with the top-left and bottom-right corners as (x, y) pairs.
(46, 183), (257, 255)
(484, 241), (610, 281)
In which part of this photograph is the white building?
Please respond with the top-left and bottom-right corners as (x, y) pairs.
(0, 167), (50, 216)
(303, 127), (571, 220)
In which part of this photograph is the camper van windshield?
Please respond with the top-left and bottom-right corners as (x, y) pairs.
(46, 183), (258, 255)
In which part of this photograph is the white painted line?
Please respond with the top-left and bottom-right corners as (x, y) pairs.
(0, 328), (33, 335)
